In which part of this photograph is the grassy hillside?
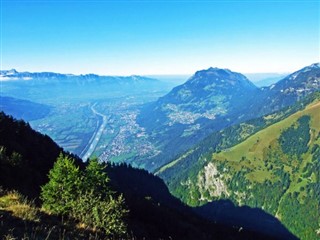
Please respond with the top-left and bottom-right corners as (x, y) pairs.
(207, 100), (320, 239)
(0, 190), (108, 239)
(164, 96), (320, 239)
(212, 99), (319, 188)
(158, 92), (320, 186)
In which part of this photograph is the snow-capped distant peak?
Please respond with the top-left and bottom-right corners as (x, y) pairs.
(287, 63), (320, 80)
(131, 75), (140, 80)
(6, 69), (18, 75)
(0, 69), (18, 76)
(309, 63), (320, 69)
(299, 63), (320, 73)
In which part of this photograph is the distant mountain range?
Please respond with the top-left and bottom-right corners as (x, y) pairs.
(0, 69), (173, 103)
(136, 63), (320, 171)
(2, 64), (319, 171)
(258, 63), (320, 114)
(0, 69), (158, 84)
(245, 72), (288, 87)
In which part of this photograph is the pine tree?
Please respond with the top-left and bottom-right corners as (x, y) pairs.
(83, 158), (110, 195)
(40, 153), (81, 215)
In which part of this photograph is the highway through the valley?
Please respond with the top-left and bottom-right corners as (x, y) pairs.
(80, 103), (108, 161)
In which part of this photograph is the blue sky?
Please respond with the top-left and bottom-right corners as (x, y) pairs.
(1, 0), (319, 75)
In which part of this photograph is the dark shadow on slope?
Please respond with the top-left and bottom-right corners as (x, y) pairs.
(194, 199), (298, 240)
(0, 209), (106, 239)
(107, 164), (286, 240)
(0, 112), (83, 200)
(0, 96), (52, 121)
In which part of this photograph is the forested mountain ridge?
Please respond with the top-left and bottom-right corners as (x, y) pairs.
(256, 62), (320, 115)
(159, 92), (320, 240)
(140, 67), (259, 127)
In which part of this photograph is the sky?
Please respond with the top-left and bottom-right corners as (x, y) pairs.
(1, 0), (319, 75)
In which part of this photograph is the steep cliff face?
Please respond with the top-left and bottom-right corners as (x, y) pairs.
(197, 162), (229, 201)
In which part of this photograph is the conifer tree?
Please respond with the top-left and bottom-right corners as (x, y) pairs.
(41, 153), (81, 215)
(83, 158), (110, 195)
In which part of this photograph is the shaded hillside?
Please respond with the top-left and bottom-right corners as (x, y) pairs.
(0, 190), (108, 240)
(0, 112), (79, 198)
(107, 163), (286, 240)
(0, 96), (51, 121)
(195, 200), (297, 240)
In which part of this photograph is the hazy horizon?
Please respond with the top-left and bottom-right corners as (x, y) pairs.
(1, 66), (292, 83)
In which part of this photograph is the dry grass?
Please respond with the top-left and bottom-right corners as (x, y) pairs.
(2, 234), (17, 240)
(0, 189), (114, 239)
(0, 191), (39, 222)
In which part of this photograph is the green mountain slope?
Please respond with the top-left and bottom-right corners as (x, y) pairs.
(256, 62), (320, 115)
(160, 93), (320, 239)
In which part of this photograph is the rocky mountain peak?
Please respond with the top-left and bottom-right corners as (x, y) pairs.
(187, 67), (256, 91)
(308, 62), (320, 69)
(0, 69), (18, 76)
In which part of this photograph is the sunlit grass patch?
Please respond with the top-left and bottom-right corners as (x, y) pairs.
(0, 191), (39, 222)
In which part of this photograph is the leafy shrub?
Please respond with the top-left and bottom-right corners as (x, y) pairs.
(74, 190), (127, 235)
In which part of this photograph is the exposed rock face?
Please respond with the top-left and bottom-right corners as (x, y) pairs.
(197, 162), (228, 201)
